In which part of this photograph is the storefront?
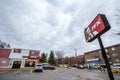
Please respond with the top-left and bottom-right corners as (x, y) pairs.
(9, 48), (40, 68)
(86, 58), (102, 69)
(0, 48), (40, 69)
(9, 58), (26, 68)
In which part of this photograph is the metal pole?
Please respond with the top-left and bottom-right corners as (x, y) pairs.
(75, 49), (77, 57)
(98, 37), (114, 80)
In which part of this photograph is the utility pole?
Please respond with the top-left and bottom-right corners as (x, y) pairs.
(75, 49), (77, 57)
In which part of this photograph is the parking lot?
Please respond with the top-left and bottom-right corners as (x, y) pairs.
(0, 68), (120, 80)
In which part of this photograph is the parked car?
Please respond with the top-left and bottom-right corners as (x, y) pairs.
(110, 65), (120, 73)
(77, 65), (85, 69)
(34, 64), (43, 72)
(42, 63), (55, 70)
(92, 65), (101, 69)
(72, 64), (77, 67)
(105, 65), (120, 73)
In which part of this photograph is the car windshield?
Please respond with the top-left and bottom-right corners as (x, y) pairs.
(0, 0), (120, 80)
(36, 65), (42, 67)
(111, 65), (120, 68)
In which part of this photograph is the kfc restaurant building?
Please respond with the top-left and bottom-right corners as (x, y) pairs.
(0, 48), (40, 69)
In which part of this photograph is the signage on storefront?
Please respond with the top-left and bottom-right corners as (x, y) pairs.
(13, 48), (21, 53)
(84, 14), (111, 42)
(28, 50), (40, 59)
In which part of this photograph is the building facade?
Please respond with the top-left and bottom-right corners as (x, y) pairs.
(0, 48), (11, 68)
(84, 44), (120, 66)
(0, 48), (40, 69)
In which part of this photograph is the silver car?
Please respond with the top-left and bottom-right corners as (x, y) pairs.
(34, 64), (43, 72)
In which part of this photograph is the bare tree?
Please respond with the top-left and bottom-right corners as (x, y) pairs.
(55, 50), (65, 64)
(111, 9), (120, 37)
(0, 40), (7, 48)
(115, 9), (120, 35)
(0, 42), (10, 48)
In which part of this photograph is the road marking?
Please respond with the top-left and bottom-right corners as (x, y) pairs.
(95, 78), (104, 80)
(30, 70), (33, 73)
(15, 70), (21, 74)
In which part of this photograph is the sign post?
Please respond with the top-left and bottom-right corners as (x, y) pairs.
(98, 37), (114, 80)
(84, 14), (114, 80)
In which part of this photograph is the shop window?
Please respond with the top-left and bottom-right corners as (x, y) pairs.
(25, 61), (35, 67)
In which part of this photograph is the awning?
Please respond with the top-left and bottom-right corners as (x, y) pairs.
(87, 59), (101, 63)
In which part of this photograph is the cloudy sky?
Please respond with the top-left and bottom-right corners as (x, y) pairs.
(0, 0), (120, 56)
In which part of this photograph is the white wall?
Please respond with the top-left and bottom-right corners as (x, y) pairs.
(9, 49), (29, 59)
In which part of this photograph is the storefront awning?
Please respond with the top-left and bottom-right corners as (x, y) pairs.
(87, 59), (101, 63)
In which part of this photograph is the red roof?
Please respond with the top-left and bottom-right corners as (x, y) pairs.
(0, 48), (12, 58)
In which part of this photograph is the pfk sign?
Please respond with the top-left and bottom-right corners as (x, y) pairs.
(84, 14), (111, 42)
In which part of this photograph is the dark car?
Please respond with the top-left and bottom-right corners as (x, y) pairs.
(72, 64), (77, 67)
(42, 63), (55, 70)
(34, 64), (43, 72)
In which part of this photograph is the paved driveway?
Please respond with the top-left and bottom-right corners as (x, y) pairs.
(0, 68), (120, 80)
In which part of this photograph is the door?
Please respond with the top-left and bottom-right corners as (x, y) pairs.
(12, 61), (22, 69)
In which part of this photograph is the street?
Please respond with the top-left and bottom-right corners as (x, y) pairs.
(0, 68), (120, 80)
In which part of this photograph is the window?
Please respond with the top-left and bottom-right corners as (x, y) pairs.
(105, 49), (108, 53)
(13, 48), (21, 53)
(112, 53), (118, 57)
(94, 56), (99, 58)
(93, 52), (96, 54)
(98, 51), (101, 53)
(107, 54), (110, 58)
(111, 47), (115, 50)
(114, 58), (120, 62)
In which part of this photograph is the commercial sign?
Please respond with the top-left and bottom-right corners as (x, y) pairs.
(13, 48), (21, 53)
(84, 14), (111, 42)
(28, 50), (40, 59)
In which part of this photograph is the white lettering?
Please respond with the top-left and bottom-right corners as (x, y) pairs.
(92, 19), (101, 35)
(92, 19), (101, 32)
(85, 27), (94, 41)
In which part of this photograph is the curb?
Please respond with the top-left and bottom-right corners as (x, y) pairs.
(0, 68), (34, 72)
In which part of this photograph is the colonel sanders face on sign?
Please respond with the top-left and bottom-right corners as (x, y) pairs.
(30, 50), (39, 55)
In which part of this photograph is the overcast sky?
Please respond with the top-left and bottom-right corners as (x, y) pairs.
(0, 0), (120, 56)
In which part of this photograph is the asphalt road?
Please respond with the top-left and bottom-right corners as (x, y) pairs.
(0, 68), (120, 80)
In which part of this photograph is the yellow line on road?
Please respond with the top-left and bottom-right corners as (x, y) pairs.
(95, 78), (104, 80)
(15, 70), (21, 74)
(30, 70), (33, 73)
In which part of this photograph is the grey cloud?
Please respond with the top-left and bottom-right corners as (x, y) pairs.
(0, 0), (120, 56)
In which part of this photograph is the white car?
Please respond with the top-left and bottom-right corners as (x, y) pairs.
(110, 65), (120, 69)
(34, 64), (43, 72)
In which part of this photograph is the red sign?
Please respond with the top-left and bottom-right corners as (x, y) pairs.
(13, 48), (21, 53)
(28, 50), (40, 59)
(84, 14), (111, 42)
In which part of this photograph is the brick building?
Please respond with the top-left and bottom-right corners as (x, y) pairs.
(84, 44), (120, 66)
